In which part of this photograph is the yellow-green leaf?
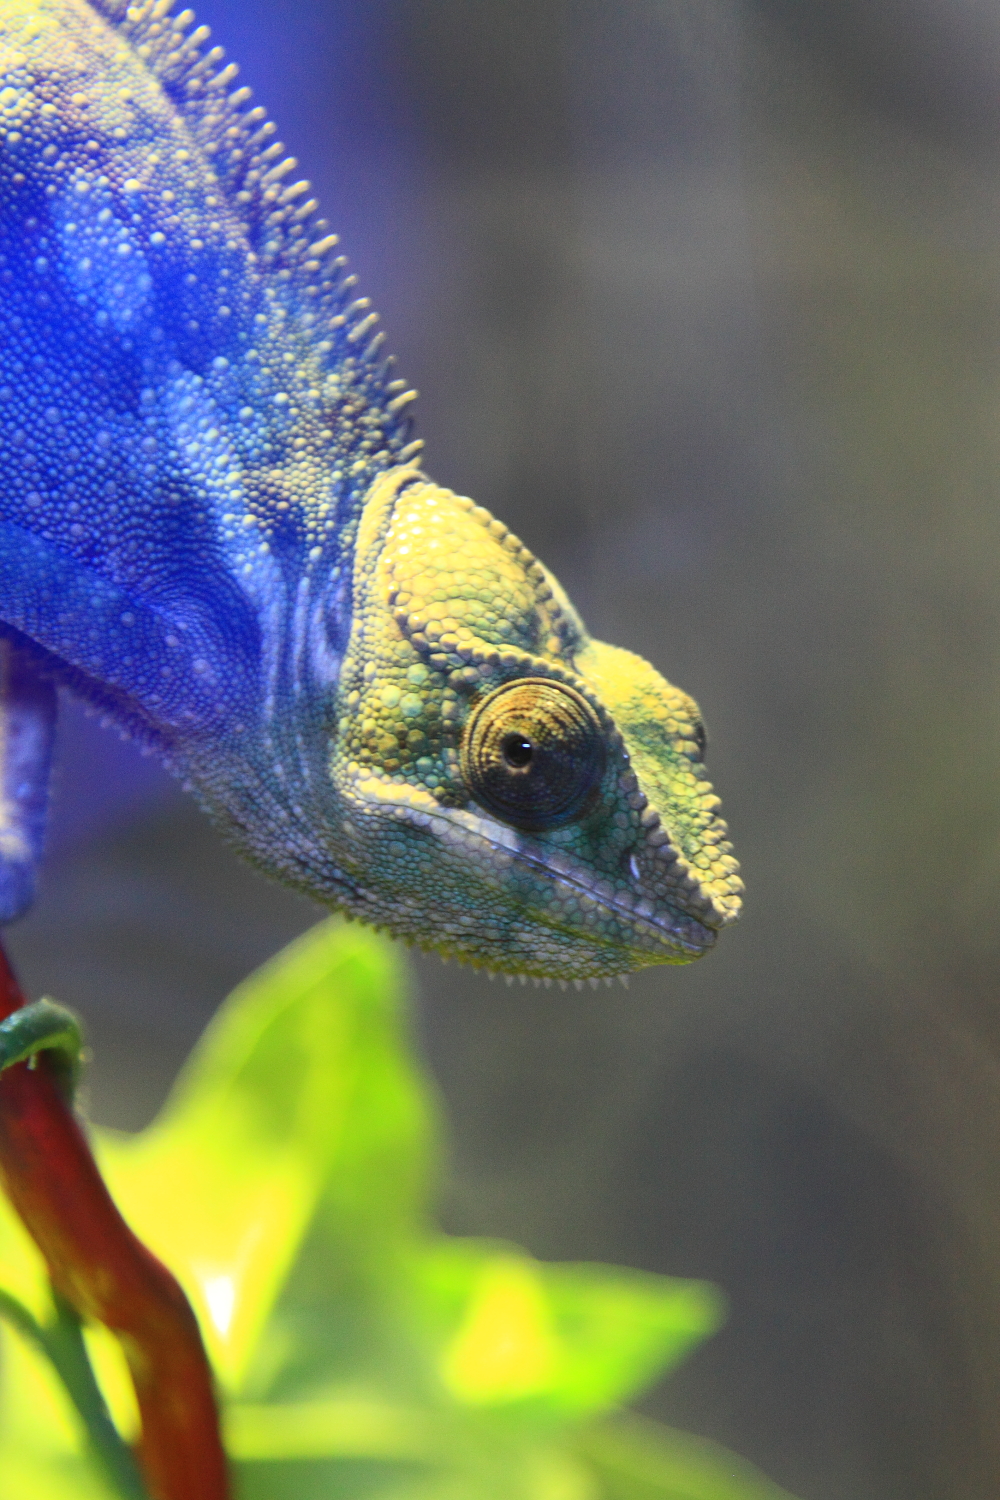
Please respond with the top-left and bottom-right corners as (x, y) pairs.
(94, 920), (429, 1391)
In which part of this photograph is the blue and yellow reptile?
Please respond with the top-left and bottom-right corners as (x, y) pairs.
(0, 0), (742, 982)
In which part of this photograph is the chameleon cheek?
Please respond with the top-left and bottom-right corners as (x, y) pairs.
(329, 766), (719, 977)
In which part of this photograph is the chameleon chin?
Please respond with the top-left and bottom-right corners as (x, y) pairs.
(0, 0), (742, 979)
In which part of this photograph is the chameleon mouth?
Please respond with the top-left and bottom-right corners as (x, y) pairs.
(489, 833), (717, 958)
(350, 780), (717, 960)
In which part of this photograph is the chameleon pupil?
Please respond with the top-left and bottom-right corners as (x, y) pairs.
(502, 734), (533, 768)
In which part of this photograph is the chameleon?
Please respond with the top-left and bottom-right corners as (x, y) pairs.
(0, 0), (742, 984)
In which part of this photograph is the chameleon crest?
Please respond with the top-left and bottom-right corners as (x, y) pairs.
(0, 0), (742, 978)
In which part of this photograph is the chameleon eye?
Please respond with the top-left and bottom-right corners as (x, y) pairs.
(461, 679), (606, 831)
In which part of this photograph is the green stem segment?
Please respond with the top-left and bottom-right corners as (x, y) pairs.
(0, 1287), (149, 1500)
(0, 998), (82, 1101)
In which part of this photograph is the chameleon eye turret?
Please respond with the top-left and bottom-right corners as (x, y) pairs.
(460, 679), (606, 832)
(0, 0), (742, 980)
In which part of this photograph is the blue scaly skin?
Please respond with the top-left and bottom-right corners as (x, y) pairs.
(0, 0), (742, 980)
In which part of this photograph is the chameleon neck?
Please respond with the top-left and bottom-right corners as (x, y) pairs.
(181, 466), (422, 908)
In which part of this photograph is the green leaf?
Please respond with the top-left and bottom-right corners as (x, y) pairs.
(574, 1416), (801, 1500)
(94, 919), (433, 1391)
(0, 918), (801, 1500)
(416, 1242), (725, 1419)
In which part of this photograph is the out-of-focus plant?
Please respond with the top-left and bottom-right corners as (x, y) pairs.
(0, 921), (796, 1499)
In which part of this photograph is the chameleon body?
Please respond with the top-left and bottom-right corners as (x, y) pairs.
(0, 0), (742, 979)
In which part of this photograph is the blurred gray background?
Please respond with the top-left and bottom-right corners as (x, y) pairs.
(9, 3), (1000, 1496)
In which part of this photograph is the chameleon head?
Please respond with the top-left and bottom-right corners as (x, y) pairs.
(330, 468), (743, 979)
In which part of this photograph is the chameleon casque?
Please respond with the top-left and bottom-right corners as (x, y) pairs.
(0, 0), (742, 982)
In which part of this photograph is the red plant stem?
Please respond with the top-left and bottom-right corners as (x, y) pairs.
(0, 939), (230, 1500)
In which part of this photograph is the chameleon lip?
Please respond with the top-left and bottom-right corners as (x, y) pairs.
(492, 836), (716, 956)
(357, 787), (717, 956)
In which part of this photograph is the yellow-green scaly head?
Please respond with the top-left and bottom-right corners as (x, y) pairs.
(332, 468), (743, 980)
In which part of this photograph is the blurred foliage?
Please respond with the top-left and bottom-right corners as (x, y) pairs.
(0, 920), (797, 1498)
